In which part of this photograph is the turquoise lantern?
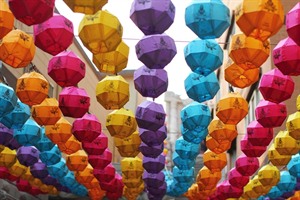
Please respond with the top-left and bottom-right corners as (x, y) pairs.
(175, 136), (200, 160)
(180, 125), (207, 144)
(58, 170), (76, 189)
(36, 127), (55, 152)
(287, 153), (300, 178)
(172, 151), (195, 170)
(47, 158), (68, 179)
(173, 166), (195, 183)
(0, 83), (18, 118)
(276, 171), (297, 193)
(266, 186), (283, 199)
(13, 118), (41, 146)
(39, 145), (61, 165)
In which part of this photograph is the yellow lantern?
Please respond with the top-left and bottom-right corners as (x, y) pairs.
(63, 0), (108, 14)
(31, 98), (62, 126)
(274, 130), (300, 155)
(66, 150), (88, 171)
(106, 108), (137, 139)
(0, 0), (14, 39)
(208, 118), (237, 142)
(235, 0), (284, 41)
(286, 111), (300, 140)
(196, 166), (222, 190)
(114, 131), (141, 157)
(29, 177), (43, 188)
(16, 71), (49, 106)
(93, 41), (129, 74)
(216, 92), (249, 125)
(268, 143), (291, 166)
(79, 10), (123, 54)
(8, 159), (27, 177)
(75, 164), (94, 184)
(229, 33), (270, 67)
(123, 183), (144, 198)
(0, 147), (16, 168)
(242, 180), (261, 199)
(45, 117), (72, 145)
(203, 150), (227, 172)
(121, 157), (143, 179)
(21, 167), (34, 181)
(122, 176), (143, 188)
(206, 134), (231, 154)
(39, 184), (54, 193)
(257, 164), (280, 187)
(0, 29), (36, 68)
(57, 135), (81, 155)
(252, 175), (272, 196)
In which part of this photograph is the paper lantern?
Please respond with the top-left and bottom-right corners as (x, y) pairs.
(6, 136), (21, 150)
(121, 157), (143, 179)
(88, 188), (106, 200)
(57, 135), (81, 155)
(99, 173), (124, 193)
(203, 150), (227, 172)
(235, 154), (259, 176)
(30, 161), (48, 179)
(242, 181), (260, 199)
(123, 175), (143, 188)
(31, 98), (62, 126)
(139, 126), (166, 146)
(228, 167), (249, 189)
(287, 154), (300, 177)
(16, 146), (39, 167)
(218, 180), (243, 199)
(9, 159), (27, 177)
(0, 166), (11, 180)
(41, 175), (57, 186)
(172, 151), (195, 170)
(266, 186), (283, 199)
(114, 131), (141, 157)
(258, 164), (280, 187)
(72, 113), (101, 142)
(143, 171), (165, 188)
(135, 100), (166, 131)
(206, 134), (231, 154)
(184, 72), (220, 103)
(277, 171), (297, 193)
(181, 125), (207, 144)
(175, 136), (199, 160)
(33, 14), (74, 56)
(135, 34), (176, 69)
(287, 111), (300, 140)
(147, 181), (167, 197)
(0, 29), (36, 68)
(196, 166), (222, 190)
(247, 120), (273, 146)
(0, 147), (16, 168)
(58, 170), (76, 188)
(268, 143), (291, 166)
(274, 130), (300, 155)
(173, 166), (194, 183)
(39, 145), (61, 166)
(0, 123), (13, 146)
(286, 3), (300, 46)
(185, 0), (230, 39)
(0, 99), (30, 129)
(47, 158), (68, 179)
(251, 175), (272, 196)
(93, 163), (115, 183)
(16, 71), (49, 106)
(184, 38), (223, 76)
(82, 132), (108, 155)
(255, 100), (287, 128)
(13, 118), (41, 146)
(36, 128), (54, 152)
(240, 135), (267, 157)
(75, 164), (94, 184)
(45, 117), (72, 145)
(216, 92), (248, 125)
(143, 154), (165, 174)
(66, 150), (88, 171)
(79, 10), (123, 54)
(0, 83), (17, 119)
(208, 118), (237, 142)
(63, 0), (107, 14)
(88, 149), (112, 170)
(16, 179), (32, 192)
(93, 41), (129, 74)
(95, 75), (129, 110)
(0, 0), (14, 39)
(259, 68), (294, 103)
(133, 65), (168, 98)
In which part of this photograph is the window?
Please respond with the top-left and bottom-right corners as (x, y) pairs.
(245, 89), (261, 128)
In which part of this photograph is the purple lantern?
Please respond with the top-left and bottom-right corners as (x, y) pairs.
(246, 120), (273, 146)
(139, 142), (164, 158)
(143, 171), (165, 188)
(259, 68), (295, 103)
(134, 65), (168, 98)
(235, 154), (259, 176)
(33, 13), (74, 56)
(0, 123), (13, 146)
(88, 149), (112, 170)
(135, 100), (166, 131)
(130, 0), (175, 35)
(16, 146), (40, 167)
(59, 86), (90, 118)
(286, 3), (300, 45)
(48, 50), (86, 87)
(42, 175), (58, 185)
(143, 154), (165, 173)
(30, 160), (48, 179)
(7, 137), (21, 150)
(240, 135), (267, 158)
(135, 34), (177, 69)
(228, 167), (249, 189)
(93, 163), (115, 183)
(82, 132), (108, 155)
(147, 181), (167, 197)
(139, 126), (167, 146)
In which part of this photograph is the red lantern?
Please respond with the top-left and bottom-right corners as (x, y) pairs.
(235, 154), (259, 176)
(228, 167), (249, 189)
(16, 179), (32, 192)
(93, 163), (115, 183)
(240, 135), (267, 157)
(82, 132), (108, 155)
(88, 149), (112, 170)
(246, 120), (273, 146)
(0, 0), (14, 39)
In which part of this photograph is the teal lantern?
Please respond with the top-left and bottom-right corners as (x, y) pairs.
(276, 171), (297, 193)
(13, 118), (41, 146)
(36, 127), (55, 152)
(0, 83), (18, 118)
(181, 125), (207, 144)
(266, 186), (283, 199)
(175, 136), (200, 160)
(39, 145), (61, 165)
(287, 153), (300, 178)
(172, 151), (195, 170)
(47, 158), (68, 179)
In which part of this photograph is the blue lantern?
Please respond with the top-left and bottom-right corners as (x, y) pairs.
(266, 186), (283, 199)
(13, 118), (41, 146)
(287, 154), (300, 178)
(180, 125), (207, 144)
(36, 127), (55, 152)
(166, 179), (191, 197)
(175, 136), (200, 160)
(0, 99), (30, 129)
(71, 184), (88, 197)
(277, 171), (296, 193)
(173, 166), (195, 183)
(39, 145), (61, 165)
(0, 83), (18, 118)
(172, 151), (195, 170)
(58, 170), (77, 189)
(184, 72), (220, 103)
(47, 158), (68, 179)
(185, 0), (230, 39)
(184, 39), (223, 76)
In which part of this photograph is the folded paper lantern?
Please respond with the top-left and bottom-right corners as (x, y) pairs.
(45, 117), (72, 145)
(75, 164), (94, 184)
(208, 118), (237, 142)
(147, 181), (167, 198)
(185, 0), (230, 39)
(251, 175), (272, 196)
(81, 177), (99, 189)
(0, 30), (36, 68)
(82, 132), (108, 155)
(33, 14), (74, 56)
(6, 136), (21, 150)
(121, 157), (143, 179)
(39, 145), (61, 166)
(184, 72), (220, 103)
(93, 163), (115, 183)
(96, 75), (129, 110)
(268, 143), (291, 166)
(286, 111), (300, 140)
(106, 108), (137, 139)
(133, 65), (168, 98)
(217, 180), (243, 199)
(130, 0), (175, 35)
(172, 151), (195, 170)
(13, 118), (41, 146)
(240, 135), (267, 157)
(16, 146), (39, 167)
(122, 176), (143, 188)
(63, 0), (108, 14)
(0, 123), (13, 146)
(30, 160), (48, 179)
(143, 171), (165, 188)
(79, 10), (123, 54)
(274, 130), (300, 155)
(277, 171), (297, 193)
(139, 126), (167, 146)
(173, 166), (195, 183)
(0, 147), (16, 168)
(88, 188), (106, 200)
(235, 154), (259, 176)
(16, 179), (32, 192)
(16, 72), (49, 106)
(114, 131), (141, 157)
(99, 173), (124, 193)
(266, 186), (283, 199)
(203, 150), (227, 172)
(9, 159), (28, 177)
(242, 181), (260, 199)
(28, 177), (43, 189)
(228, 167), (249, 189)
(197, 166), (222, 190)
(93, 41), (129, 74)
(58, 170), (76, 188)
(36, 128), (54, 152)
(0, 166), (11, 180)
(57, 135), (81, 155)
(175, 136), (200, 160)
(88, 149), (112, 170)
(66, 150), (88, 171)
(47, 158), (68, 179)
(257, 164), (280, 187)
(287, 154), (300, 178)
(0, 83), (17, 119)
(259, 68), (295, 103)
(246, 120), (273, 146)
(181, 125), (207, 144)
(139, 142), (163, 158)
(0, 0), (14, 39)
(143, 154), (165, 174)
(286, 3), (300, 46)
(41, 175), (57, 186)
(72, 113), (101, 142)
(206, 134), (231, 154)
(184, 38), (223, 76)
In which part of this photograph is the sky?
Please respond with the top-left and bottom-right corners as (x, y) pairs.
(55, 0), (198, 101)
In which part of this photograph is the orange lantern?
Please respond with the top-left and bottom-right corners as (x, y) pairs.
(57, 135), (81, 155)
(29, 177), (43, 188)
(31, 98), (62, 126)
(274, 130), (300, 155)
(66, 150), (88, 171)
(0, 0), (14, 39)
(16, 71), (49, 106)
(216, 92), (249, 125)
(114, 131), (141, 157)
(45, 117), (72, 145)
(268, 143), (291, 166)
(106, 108), (137, 139)
(88, 187), (106, 200)
(203, 150), (227, 172)
(229, 33), (270, 67)
(96, 75), (129, 110)
(0, 29), (36, 68)
(257, 164), (280, 187)
(196, 166), (222, 190)
(0, 147), (16, 168)
(39, 184), (54, 193)
(251, 175), (272, 196)
(75, 164), (95, 184)
(8, 159), (27, 177)
(82, 177), (100, 189)
(235, 0), (284, 41)
(21, 167), (34, 181)
(64, 0), (108, 14)
(206, 134), (231, 154)
(121, 157), (143, 179)
(208, 118), (237, 142)
(225, 61), (260, 88)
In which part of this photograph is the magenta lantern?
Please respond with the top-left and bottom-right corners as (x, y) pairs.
(33, 13), (74, 56)
(286, 3), (300, 46)
(255, 100), (287, 128)
(240, 135), (267, 157)
(228, 167), (249, 189)
(259, 68), (294, 103)
(16, 179), (32, 192)
(59, 86), (90, 118)
(99, 173), (124, 194)
(0, 166), (9, 180)
(246, 120), (274, 146)
(8, 0), (55, 26)
(93, 163), (116, 183)
(217, 180), (243, 199)
(48, 50), (86, 87)
(235, 154), (259, 176)
(72, 113), (101, 142)
(88, 149), (112, 170)
(82, 132), (108, 155)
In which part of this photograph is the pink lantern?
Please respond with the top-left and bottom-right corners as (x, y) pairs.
(255, 100), (287, 128)
(259, 68), (294, 103)
(82, 132), (108, 155)
(59, 86), (90, 118)
(93, 163), (115, 183)
(72, 113), (101, 142)
(273, 37), (300, 76)
(33, 14), (74, 56)
(240, 135), (267, 157)
(235, 154), (259, 176)
(246, 120), (273, 146)
(228, 167), (249, 189)
(217, 180), (243, 199)
(286, 3), (300, 46)
(88, 149), (112, 170)
(48, 50), (86, 87)
(8, 0), (55, 26)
